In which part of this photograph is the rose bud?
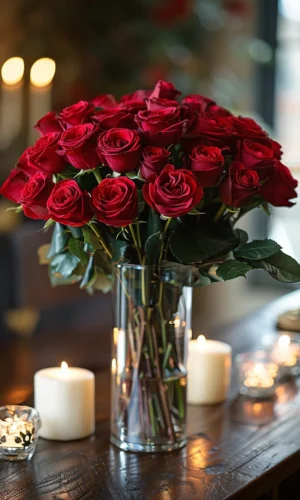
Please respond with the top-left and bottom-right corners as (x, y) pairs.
(47, 180), (93, 227)
(149, 80), (181, 100)
(219, 161), (260, 208)
(143, 164), (203, 217)
(27, 133), (66, 174)
(34, 111), (63, 136)
(140, 146), (171, 180)
(238, 138), (280, 168)
(59, 123), (100, 170)
(59, 100), (95, 128)
(21, 172), (54, 220)
(92, 177), (138, 227)
(190, 145), (224, 187)
(97, 128), (141, 174)
(0, 169), (29, 203)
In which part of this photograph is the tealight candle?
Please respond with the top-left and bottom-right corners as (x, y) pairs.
(0, 405), (41, 461)
(236, 351), (279, 399)
(271, 334), (299, 370)
(187, 335), (232, 404)
(34, 362), (95, 441)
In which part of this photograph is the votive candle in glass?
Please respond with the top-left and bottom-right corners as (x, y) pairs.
(0, 405), (41, 461)
(271, 334), (299, 377)
(236, 351), (279, 399)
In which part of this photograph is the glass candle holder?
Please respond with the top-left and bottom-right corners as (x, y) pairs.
(0, 406), (41, 461)
(271, 334), (300, 378)
(236, 351), (279, 399)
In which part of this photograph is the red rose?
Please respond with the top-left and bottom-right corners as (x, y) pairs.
(47, 180), (93, 227)
(119, 100), (147, 113)
(140, 146), (171, 180)
(190, 145), (224, 187)
(27, 133), (66, 174)
(91, 94), (117, 108)
(146, 97), (179, 110)
(34, 111), (63, 136)
(259, 161), (298, 207)
(59, 124), (100, 170)
(187, 113), (234, 142)
(59, 100), (94, 128)
(120, 90), (151, 102)
(136, 107), (187, 147)
(182, 94), (215, 113)
(230, 116), (267, 138)
(143, 164), (203, 217)
(219, 161), (260, 207)
(208, 105), (232, 117)
(0, 169), (29, 203)
(97, 128), (141, 174)
(16, 148), (37, 176)
(92, 177), (138, 227)
(238, 139), (275, 168)
(149, 80), (181, 100)
(92, 109), (136, 130)
(21, 172), (54, 220)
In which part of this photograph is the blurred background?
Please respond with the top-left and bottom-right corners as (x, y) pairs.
(0, 0), (299, 368)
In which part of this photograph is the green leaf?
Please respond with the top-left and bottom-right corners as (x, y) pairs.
(147, 209), (162, 238)
(234, 239), (281, 260)
(216, 260), (251, 280)
(108, 237), (129, 262)
(47, 223), (69, 258)
(50, 253), (80, 279)
(49, 271), (82, 287)
(94, 249), (112, 274)
(250, 251), (300, 283)
(169, 224), (239, 264)
(68, 226), (83, 239)
(82, 226), (102, 250)
(235, 229), (248, 244)
(74, 168), (94, 178)
(68, 238), (89, 266)
(80, 255), (95, 288)
(43, 218), (55, 231)
(145, 232), (162, 264)
(125, 171), (138, 180)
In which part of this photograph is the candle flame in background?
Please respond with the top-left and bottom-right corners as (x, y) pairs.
(61, 361), (68, 374)
(30, 58), (56, 88)
(244, 362), (278, 389)
(197, 335), (206, 346)
(111, 358), (117, 375)
(278, 334), (291, 348)
(1, 57), (24, 86)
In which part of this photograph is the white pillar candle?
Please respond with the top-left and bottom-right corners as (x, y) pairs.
(34, 362), (95, 441)
(0, 57), (24, 149)
(187, 335), (232, 405)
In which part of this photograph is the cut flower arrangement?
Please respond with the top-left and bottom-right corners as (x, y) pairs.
(2, 79), (300, 451)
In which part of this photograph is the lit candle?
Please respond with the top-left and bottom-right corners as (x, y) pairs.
(28, 58), (56, 145)
(187, 335), (232, 404)
(0, 405), (41, 461)
(236, 351), (279, 399)
(34, 362), (95, 441)
(0, 57), (24, 149)
(271, 334), (298, 367)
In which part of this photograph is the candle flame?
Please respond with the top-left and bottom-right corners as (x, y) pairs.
(61, 361), (68, 374)
(278, 334), (290, 348)
(1, 57), (24, 85)
(197, 335), (206, 346)
(30, 58), (56, 88)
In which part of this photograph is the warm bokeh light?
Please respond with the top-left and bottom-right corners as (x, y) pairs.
(30, 58), (56, 88)
(61, 361), (68, 374)
(278, 334), (291, 348)
(197, 334), (206, 346)
(1, 57), (24, 85)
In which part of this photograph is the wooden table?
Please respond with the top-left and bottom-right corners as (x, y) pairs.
(1, 290), (300, 500)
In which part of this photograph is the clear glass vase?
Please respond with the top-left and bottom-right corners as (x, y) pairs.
(110, 263), (193, 452)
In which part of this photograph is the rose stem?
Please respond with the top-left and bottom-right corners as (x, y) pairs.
(214, 203), (227, 222)
(88, 223), (112, 259)
(129, 224), (143, 264)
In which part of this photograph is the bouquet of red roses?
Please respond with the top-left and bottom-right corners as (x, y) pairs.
(1, 79), (299, 288)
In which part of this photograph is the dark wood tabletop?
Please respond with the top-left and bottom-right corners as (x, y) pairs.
(1, 290), (300, 500)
